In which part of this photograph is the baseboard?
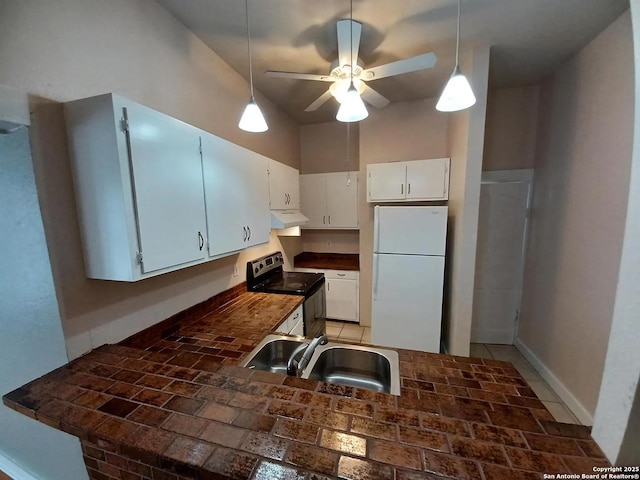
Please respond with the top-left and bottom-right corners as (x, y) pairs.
(0, 451), (39, 480)
(514, 337), (594, 426)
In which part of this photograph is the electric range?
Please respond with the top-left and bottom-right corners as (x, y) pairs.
(247, 251), (326, 338)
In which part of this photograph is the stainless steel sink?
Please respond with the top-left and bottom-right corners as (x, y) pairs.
(306, 345), (400, 395)
(241, 335), (400, 395)
(240, 336), (306, 375)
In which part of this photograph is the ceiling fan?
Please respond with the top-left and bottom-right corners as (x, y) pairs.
(265, 19), (437, 113)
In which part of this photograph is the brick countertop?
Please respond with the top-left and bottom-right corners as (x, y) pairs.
(3, 290), (609, 480)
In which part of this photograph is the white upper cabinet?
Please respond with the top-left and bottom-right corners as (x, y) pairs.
(300, 172), (359, 229)
(201, 134), (270, 258)
(367, 158), (450, 202)
(269, 160), (300, 209)
(65, 93), (208, 281)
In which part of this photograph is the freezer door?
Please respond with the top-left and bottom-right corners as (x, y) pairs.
(374, 206), (447, 255)
(371, 253), (444, 353)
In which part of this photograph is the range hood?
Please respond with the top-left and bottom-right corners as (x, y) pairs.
(270, 210), (309, 229)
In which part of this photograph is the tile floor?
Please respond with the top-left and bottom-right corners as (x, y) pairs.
(326, 320), (581, 425)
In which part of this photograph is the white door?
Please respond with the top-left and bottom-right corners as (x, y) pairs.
(300, 174), (327, 228)
(471, 182), (529, 344)
(374, 206), (448, 255)
(367, 163), (406, 201)
(372, 253), (444, 352)
(406, 158), (449, 200)
(326, 172), (358, 228)
(126, 103), (206, 273)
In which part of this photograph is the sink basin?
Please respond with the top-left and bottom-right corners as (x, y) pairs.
(242, 335), (401, 395)
(240, 336), (306, 375)
(307, 345), (400, 395)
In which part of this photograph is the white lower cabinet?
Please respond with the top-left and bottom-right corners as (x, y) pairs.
(275, 305), (304, 335)
(294, 268), (359, 323)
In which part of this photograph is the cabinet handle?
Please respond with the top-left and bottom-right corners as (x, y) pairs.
(247, 226), (251, 241)
(323, 215), (326, 224)
(401, 184), (404, 195)
(408, 183), (411, 195)
(328, 215), (331, 224)
(327, 282), (330, 291)
(293, 313), (299, 320)
(198, 231), (204, 250)
(243, 226), (247, 241)
(337, 273), (346, 277)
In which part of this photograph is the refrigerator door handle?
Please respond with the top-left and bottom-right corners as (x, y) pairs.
(373, 253), (379, 300)
(373, 205), (380, 252)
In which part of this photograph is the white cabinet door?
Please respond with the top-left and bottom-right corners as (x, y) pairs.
(367, 163), (406, 202)
(406, 158), (450, 200)
(201, 134), (248, 257)
(245, 153), (271, 248)
(326, 277), (358, 321)
(269, 160), (299, 209)
(300, 172), (358, 229)
(125, 102), (207, 274)
(300, 174), (327, 228)
(202, 135), (270, 256)
(325, 172), (358, 228)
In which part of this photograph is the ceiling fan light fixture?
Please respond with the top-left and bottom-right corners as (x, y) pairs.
(330, 78), (365, 104)
(239, 96), (268, 132)
(436, 66), (476, 112)
(436, 0), (476, 113)
(336, 83), (369, 122)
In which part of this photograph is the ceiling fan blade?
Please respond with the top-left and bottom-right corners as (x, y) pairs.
(360, 84), (390, 109)
(304, 90), (333, 112)
(337, 19), (362, 68)
(362, 52), (437, 81)
(265, 71), (334, 82)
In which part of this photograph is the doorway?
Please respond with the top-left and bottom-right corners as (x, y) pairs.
(471, 170), (533, 344)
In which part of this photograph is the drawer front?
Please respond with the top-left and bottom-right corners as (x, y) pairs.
(325, 270), (358, 280)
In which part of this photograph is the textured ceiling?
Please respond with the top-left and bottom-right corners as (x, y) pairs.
(156, 0), (629, 124)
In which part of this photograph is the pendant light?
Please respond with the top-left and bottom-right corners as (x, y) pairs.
(336, 0), (368, 122)
(238, 0), (268, 132)
(436, 0), (476, 112)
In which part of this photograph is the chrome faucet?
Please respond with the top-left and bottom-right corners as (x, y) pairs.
(286, 333), (328, 377)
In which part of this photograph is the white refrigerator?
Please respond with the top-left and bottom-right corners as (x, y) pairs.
(371, 205), (447, 352)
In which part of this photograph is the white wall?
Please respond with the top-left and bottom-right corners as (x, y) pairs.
(444, 47), (491, 355)
(591, 3), (640, 465)
(483, 86), (540, 171)
(0, 118), (87, 478)
(517, 11), (634, 424)
(0, 0), (302, 360)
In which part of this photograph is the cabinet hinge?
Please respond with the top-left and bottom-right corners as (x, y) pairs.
(136, 251), (143, 265)
(120, 118), (129, 133)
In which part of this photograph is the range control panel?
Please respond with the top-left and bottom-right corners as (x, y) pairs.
(247, 251), (284, 283)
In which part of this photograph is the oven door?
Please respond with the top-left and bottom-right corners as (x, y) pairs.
(303, 280), (326, 338)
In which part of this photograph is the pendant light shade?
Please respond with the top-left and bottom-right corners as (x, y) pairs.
(239, 96), (268, 132)
(436, 0), (476, 112)
(336, 83), (369, 122)
(436, 66), (476, 112)
(239, 0), (268, 132)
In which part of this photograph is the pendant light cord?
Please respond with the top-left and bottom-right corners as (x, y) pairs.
(455, 0), (461, 66)
(245, 0), (255, 98)
(349, 0), (354, 87)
